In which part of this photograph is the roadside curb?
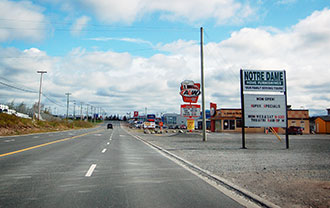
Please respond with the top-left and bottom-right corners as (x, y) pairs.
(126, 128), (281, 208)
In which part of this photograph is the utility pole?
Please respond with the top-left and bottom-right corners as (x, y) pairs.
(94, 107), (96, 123)
(200, 27), (207, 142)
(91, 106), (94, 122)
(91, 106), (94, 123)
(73, 100), (76, 120)
(80, 102), (83, 121)
(65, 93), (71, 119)
(86, 104), (89, 121)
(37, 70), (47, 120)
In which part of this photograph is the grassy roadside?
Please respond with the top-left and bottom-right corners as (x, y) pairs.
(0, 113), (97, 136)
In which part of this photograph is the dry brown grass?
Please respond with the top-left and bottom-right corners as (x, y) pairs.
(0, 113), (96, 136)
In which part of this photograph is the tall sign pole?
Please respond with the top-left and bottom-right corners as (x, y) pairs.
(284, 71), (289, 149)
(37, 70), (47, 120)
(200, 27), (207, 141)
(240, 70), (246, 149)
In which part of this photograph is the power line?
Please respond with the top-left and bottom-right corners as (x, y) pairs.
(0, 80), (37, 93)
(42, 93), (65, 108)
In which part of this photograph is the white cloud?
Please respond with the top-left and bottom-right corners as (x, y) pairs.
(71, 16), (90, 36)
(276, 0), (297, 5)
(87, 37), (153, 46)
(0, 0), (46, 42)
(1, 8), (330, 115)
(55, 0), (256, 25)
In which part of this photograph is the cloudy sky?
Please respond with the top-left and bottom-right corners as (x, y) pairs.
(0, 0), (329, 117)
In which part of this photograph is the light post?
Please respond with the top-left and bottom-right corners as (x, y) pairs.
(37, 70), (47, 120)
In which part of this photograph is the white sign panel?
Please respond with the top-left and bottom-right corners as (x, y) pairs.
(244, 94), (286, 127)
(242, 69), (285, 92)
(181, 104), (200, 118)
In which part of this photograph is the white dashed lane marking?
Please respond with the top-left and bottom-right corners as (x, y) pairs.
(85, 164), (97, 177)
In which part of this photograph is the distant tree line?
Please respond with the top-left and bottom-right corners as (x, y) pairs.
(4, 100), (52, 118)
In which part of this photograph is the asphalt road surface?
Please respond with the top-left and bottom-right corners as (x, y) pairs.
(0, 122), (246, 208)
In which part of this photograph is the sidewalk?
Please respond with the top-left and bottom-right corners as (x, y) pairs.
(129, 128), (330, 208)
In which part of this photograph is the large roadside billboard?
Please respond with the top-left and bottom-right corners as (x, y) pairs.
(240, 69), (289, 148)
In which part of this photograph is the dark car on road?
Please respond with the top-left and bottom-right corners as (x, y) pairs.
(288, 126), (303, 135)
(107, 123), (113, 129)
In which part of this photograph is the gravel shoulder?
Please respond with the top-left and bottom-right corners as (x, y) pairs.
(127, 128), (330, 208)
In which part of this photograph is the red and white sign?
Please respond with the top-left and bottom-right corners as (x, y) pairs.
(181, 104), (201, 118)
(210, 102), (217, 117)
(180, 80), (201, 103)
(134, 111), (139, 117)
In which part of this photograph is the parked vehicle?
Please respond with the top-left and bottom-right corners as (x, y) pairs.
(288, 126), (303, 135)
(180, 125), (187, 129)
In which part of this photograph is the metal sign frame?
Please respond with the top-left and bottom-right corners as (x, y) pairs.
(240, 69), (289, 149)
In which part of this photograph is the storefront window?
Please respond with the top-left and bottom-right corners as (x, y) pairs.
(236, 119), (242, 128)
(166, 116), (176, 125)
(230, 120), (235, 130)
(224, 120), (229, 130)
(224, 120), (235, 130)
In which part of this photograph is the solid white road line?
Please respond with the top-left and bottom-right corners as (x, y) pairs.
(85, 164), (97, 177)
(101, 148), (107, 153)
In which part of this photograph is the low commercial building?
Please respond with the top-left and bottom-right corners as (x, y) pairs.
(314, 109), (330, 134)
(162, 113), (187, 128)
(284, 109), (310, 134)
(210, 107), (310, 134)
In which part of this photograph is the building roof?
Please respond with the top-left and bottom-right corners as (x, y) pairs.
(317, 116), (330, 122)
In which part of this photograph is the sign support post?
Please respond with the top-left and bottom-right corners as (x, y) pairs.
(284, 71), (289, 149)
(240, 70), (246, 149)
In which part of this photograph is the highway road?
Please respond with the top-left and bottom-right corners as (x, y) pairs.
(0, 122), (246, 208)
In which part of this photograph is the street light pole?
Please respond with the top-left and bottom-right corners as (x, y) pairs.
(37, 70), (47, 120)
(65, 93), (71, 119)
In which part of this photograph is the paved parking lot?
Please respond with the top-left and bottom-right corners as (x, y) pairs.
(130, 129), (330, 208)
